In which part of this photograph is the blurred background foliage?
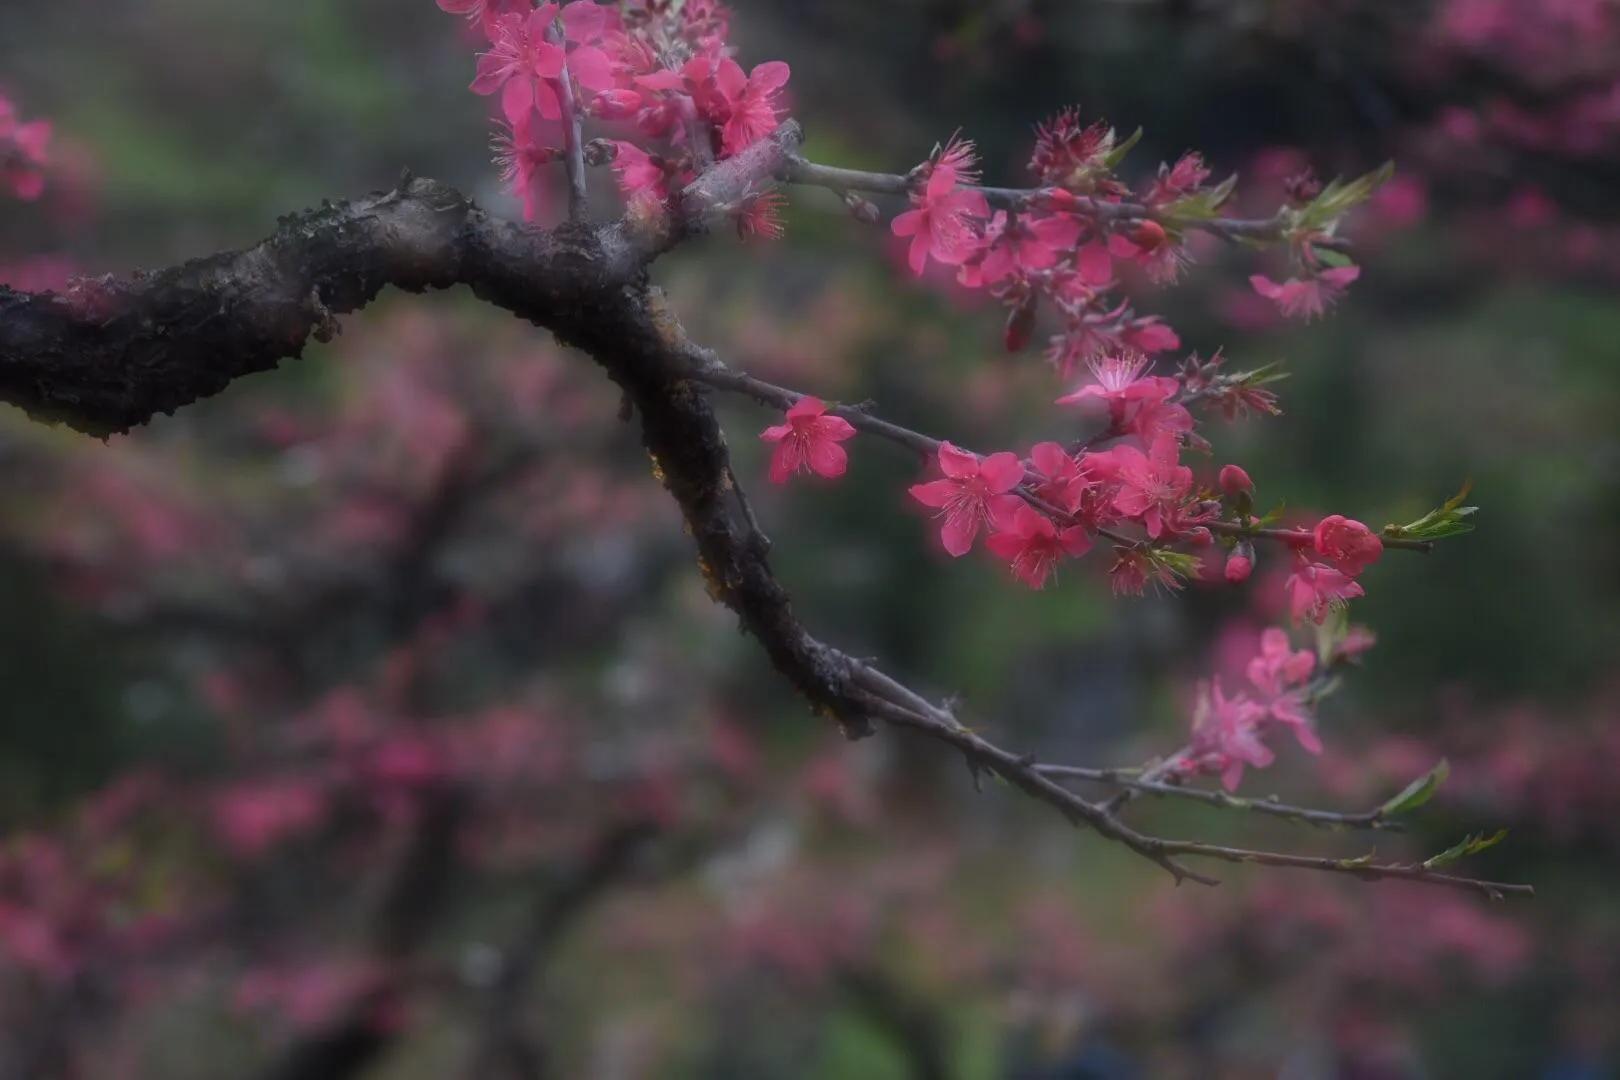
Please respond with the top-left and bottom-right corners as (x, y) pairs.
(1, 1), (1618, 1077)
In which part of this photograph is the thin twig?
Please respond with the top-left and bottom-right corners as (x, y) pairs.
(1208, 519), (1434, 554)
(779, 154), (1350, 249)
(1036, 764), (1403, 831)
(549, 23), (589, 221)
(849, 674), (1528, 899)
(685, 353), (1432, 557)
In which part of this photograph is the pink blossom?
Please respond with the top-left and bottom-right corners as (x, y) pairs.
(493, 121), (557, 222)
(1313, 515), (1384, 577)
(925, 133), (982, 184)
(734, 190), (786, 240)
(1225, 545), (1254, 583)
(609, 140), (668, 205)
(760, 397), (856, 484)
(1187, 679), (1274, 792)
(1248, 266), (1361, 320)
(1121, 317), (1181, 355)
(1028, 107), (1126, 194)
(0, 97), (51, 202)
(891, 166), (990, 276)
(471, 4), (618, 126)
(1073, 240), (1114, 286)
(967, 211), (1082, 285)
(1055, 350), (1191, 446)
(1107, 221), (1185, 284)
(1055, 350), (1173, 411)
(472, 10), (567, 125)
(1028, 441), (1092, 514)
(1106, 436), (1194, 539)
(985, 503), (1092, 589)
(1246, 628), (1322, 754)
(1247, 628), (1316, 695)
(1286, 560), (1366, 623)
(909, 442), (1024, 557)
(713, 59), (791, 155)
(1144, 151), (1212, 206)
(437, 0), (531, 38)
(1045, 322), (1115, 377)
(673, 56), (791, 156)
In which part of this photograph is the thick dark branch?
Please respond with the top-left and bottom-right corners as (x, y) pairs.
(566, 287), (875, 739)
(0, 178), (647, 436)
(0, 123), (809, 438)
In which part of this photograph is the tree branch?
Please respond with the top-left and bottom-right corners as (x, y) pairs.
(779, 153), (1350, 249)
(1034, 764), (1403, 831)
(0, 144), (1527, 898)
(684, 353), (1436, 554)
(0, 178), (646, 436)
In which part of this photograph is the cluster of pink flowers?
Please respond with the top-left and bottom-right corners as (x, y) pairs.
(0, 92), (51, 201)
(901, 421), (1212, 594)
(1285, 514), (1384, 623)
(885, 123), (1371, 379)
(437, 0), (790, 228)
(429, 3), (1401, 720)
(759, 345), (1389, 621)
(1182, 629), (1325, 791)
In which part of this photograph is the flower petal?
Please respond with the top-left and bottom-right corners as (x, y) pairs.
(908, 479), (958, 508)
(807, 439), (848, 479)
(567, 45), (616, 91)
(978, 452), (1026, 492)
(785, 396), (827, 422)
(749, 61), (791, 93)
(937, 442), (979, 479)
(940, 510), (979, 557)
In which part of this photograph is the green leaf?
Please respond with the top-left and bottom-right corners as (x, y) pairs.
(1314, 604), (1350, 663)
(1302, 161), (1396, 227)
(1164, 173), (1238, 225)
(1304, 674), (1343, 707)
(1233, 361), (1290, 389)
(1423, 828), (1508, 870)
(1149, 548), (1203, 581)
(1255, 500), (1288, 527)
(1102, 126), (1143, 170)
(1379, 759), (1450, 817)
(1384, 481), (1479, 541)
(1313, 246), (1355, 269)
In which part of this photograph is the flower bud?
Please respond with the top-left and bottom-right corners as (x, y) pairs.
(1129, 219), (1167, 251)
(1039, 187), (1079, 212)
(588, 89), (643, 121)
(583, 139), (619, 167)
(842, 191), (881, 225)
(1225, 542), (1255, 583)
(1004, 295), (1038, 353)
(1219, 464), (1253, 496)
